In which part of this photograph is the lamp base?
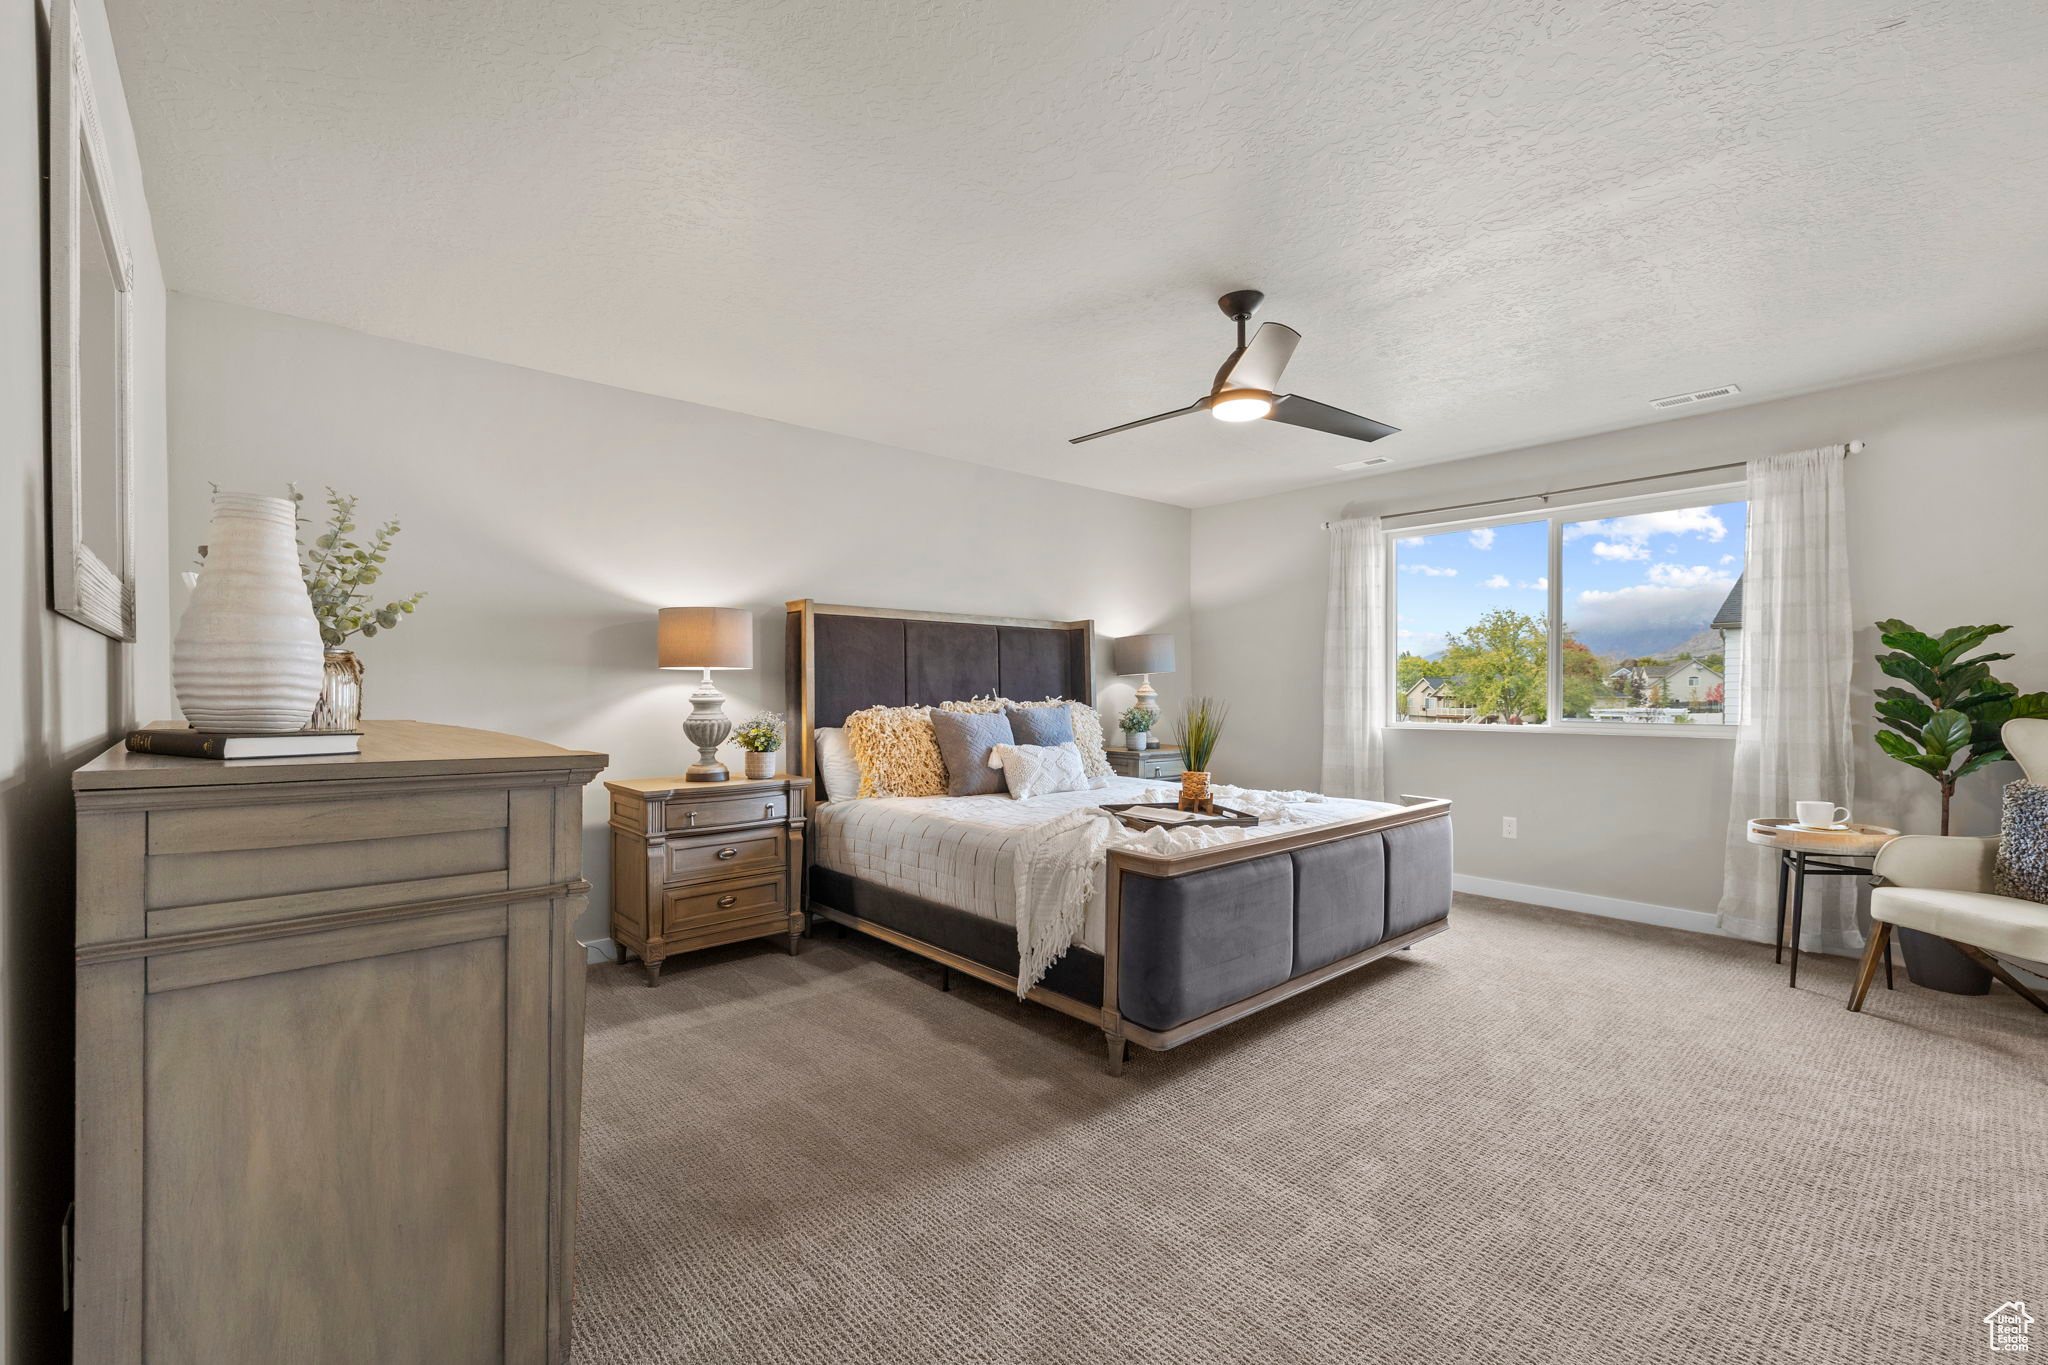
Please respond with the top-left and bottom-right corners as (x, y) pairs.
(682, 671), (734, 783)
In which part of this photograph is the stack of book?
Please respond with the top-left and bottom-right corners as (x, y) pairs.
(125, 726), (362, 760)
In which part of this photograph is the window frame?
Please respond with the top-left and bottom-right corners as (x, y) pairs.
(1383, 480), (1746, 738)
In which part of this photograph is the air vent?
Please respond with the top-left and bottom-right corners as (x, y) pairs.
(1651, 383), (1741, 410)
(1334, 456), (1392, 471)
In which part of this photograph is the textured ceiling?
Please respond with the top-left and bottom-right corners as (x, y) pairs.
(108, 0), (2048, 506)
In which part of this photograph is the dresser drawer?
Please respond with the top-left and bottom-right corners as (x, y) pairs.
(665, 792), (787, 833)
(664, 829), (785, 885)
(663, 876), (784, 935)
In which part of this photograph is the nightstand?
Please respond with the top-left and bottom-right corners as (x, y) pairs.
(1105, 745), (1185, 781)
(606, 774), (811, 985)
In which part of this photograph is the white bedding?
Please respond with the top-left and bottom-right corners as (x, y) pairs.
(813, 779), (1401, 984)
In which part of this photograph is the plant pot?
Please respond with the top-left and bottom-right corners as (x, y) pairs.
(173, 492), (324, 733)
(743, 749), (779, 780)
(1179, 769), (1213, 811)
(1897, 927), (1993, 995)
(308, 650), (365, 732)
(1127, 730), (1152, 751)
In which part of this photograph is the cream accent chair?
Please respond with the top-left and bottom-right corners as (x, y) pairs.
(1849, 719), (2048, 1017)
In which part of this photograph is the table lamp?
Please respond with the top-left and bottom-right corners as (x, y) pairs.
(658, 607), (754, 781)
(1112, 634), (1175, 719)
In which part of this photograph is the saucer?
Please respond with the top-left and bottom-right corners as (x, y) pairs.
(1787, 822), (1849, 832)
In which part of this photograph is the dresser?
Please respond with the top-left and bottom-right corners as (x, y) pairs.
(71, 721), (605, 1365)
(1105, 744), (1186, 780)
(606, 774), (811, 985)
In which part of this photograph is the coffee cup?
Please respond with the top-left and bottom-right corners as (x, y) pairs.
(1795, 801), (1851, 828)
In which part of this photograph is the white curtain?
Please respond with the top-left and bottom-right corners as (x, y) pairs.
(1322, 516), (1388, 801)
(1718, 446), (1859, 952)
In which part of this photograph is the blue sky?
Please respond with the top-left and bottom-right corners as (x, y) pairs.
(1394, 500), (1748, 659)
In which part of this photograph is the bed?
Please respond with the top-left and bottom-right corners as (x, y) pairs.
(786, 599), (1454, 1073)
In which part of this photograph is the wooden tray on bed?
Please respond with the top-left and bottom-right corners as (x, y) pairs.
(1102, 801), (1258, 830)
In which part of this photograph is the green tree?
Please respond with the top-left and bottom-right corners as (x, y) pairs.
(1438, 609), (1548, 722)
(1561, 638), (1604, 717)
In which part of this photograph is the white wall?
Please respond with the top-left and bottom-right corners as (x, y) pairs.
(1192, 347), (2048, 921)
(166, 295), (1193, 944)
(0, 2), (168, 1358)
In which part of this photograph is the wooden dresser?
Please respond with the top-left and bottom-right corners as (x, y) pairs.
(606, 774), (810, 985)
(71, 721), (606, 1365)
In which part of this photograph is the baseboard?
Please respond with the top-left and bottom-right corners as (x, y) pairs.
(1453, 874), (1720, 936)
(583, 937), (620, 964)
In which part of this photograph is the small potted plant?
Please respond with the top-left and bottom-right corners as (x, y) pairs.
(1122, 705), (1159, 751)
(733, 712), (785, 780)
(1176, 696), (1227, 813)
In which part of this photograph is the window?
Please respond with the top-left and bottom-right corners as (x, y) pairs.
(1389, 489), (1746, 730)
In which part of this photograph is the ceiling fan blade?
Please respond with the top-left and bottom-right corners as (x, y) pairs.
(1068, 398), (1210, 444)
(1218, 322), (1302, 392)
(1268, 394), (1399, 443)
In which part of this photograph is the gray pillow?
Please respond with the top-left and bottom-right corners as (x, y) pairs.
(1995, 779), (2048, 906)
(930, 709), (1011, 797)
(1006, 703), (1075, 748)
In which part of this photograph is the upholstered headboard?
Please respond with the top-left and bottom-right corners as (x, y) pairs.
(785, 600), (1094, 781)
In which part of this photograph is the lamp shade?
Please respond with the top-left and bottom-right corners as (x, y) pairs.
(657, 607), (754, 670)
(1111, 633), (1175, 676)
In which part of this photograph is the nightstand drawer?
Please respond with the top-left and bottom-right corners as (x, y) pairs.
(664, 829), (785, 885)
(664, 876), (785, 934)
(665, 792), (788, 833)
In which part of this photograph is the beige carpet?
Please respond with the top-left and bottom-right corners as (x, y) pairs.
(572, 896), (2047, 1364)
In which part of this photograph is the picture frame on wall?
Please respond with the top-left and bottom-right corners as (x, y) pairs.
(46, 0), (137, 642)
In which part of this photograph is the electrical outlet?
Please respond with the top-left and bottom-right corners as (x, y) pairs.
(1502, 816), (1518, 839)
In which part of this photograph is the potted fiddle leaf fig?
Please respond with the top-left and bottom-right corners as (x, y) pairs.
(1872, 619), (2048, 995)
(1872, 620), (2048, 835)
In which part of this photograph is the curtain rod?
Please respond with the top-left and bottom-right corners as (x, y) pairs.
(1321, 440), (1865, 529)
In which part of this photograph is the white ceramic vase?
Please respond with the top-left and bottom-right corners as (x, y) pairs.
(173, 491), (325, 733)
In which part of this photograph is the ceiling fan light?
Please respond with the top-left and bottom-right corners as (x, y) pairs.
(1210, 390), (1273, 422)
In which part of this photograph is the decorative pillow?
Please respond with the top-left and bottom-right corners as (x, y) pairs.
(940, 695), (1009, 715)
(842, 705), (947, 799)
(1006, 703), (1075, 748)
(1995, 779), (2048, 906)
(812, 728), (865, 804)
(1009, 697), (1112, 782)
(987, 741), (1091, 801)
(928, 709), (1010, 797)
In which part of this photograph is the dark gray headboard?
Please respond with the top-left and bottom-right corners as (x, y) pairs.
(785, 600), (1094, 781)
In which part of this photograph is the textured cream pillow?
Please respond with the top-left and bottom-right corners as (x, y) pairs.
(842, 705), (947, 798)
(988, 741), (1091, 800)
(940, 695), (1010, 715)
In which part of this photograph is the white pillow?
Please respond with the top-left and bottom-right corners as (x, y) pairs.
(813, 727), (865, 803)
(987, 741), (1090, 800)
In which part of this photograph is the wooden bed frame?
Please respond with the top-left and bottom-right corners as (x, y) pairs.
(785, 598), (1453, 1074)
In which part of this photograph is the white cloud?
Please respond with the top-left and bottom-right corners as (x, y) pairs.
(1523, 576), (1548, 591)
(1400, 563), (1457, 577)
(1397, 629), (1447, 654)
(1398, 537), (1425, 548)
(1646, 563), (1734, 590)
(1592, 541), (1649, 561)
(1483, 574), (1511, 589)
(1468, 527), (1496, 550)
(1720, 554), (1737, 565)
(1565, 508), (1727, 547)
(1571, 565), (1735, 635)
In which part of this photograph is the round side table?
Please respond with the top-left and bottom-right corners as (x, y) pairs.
(1745, 819), (1901, 988)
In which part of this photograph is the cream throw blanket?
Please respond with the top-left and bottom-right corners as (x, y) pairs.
(1013, 783), (1359, 998)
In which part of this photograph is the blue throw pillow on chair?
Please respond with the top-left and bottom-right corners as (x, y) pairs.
(1006, 703), (1075, 749)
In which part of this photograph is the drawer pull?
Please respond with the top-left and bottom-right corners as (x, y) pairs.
(764, 803), (775, 818)
(686, 811), (699, 827)
(716, 847), (739, 860)
(717, 895), (738, 908)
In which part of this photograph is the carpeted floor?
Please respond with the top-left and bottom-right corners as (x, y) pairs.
(572, 895), (2047, 1364)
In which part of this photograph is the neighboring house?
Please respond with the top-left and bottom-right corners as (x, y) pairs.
(1403, 676), (1474, 721)
(1609, 656), (1725, 706)
(1713, 576), (1743, 722)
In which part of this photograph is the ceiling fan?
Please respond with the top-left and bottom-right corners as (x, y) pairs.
(1068, 290), (1399, 446)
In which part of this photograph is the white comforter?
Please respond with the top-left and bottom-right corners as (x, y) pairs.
(814, 778), (1400, 996)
